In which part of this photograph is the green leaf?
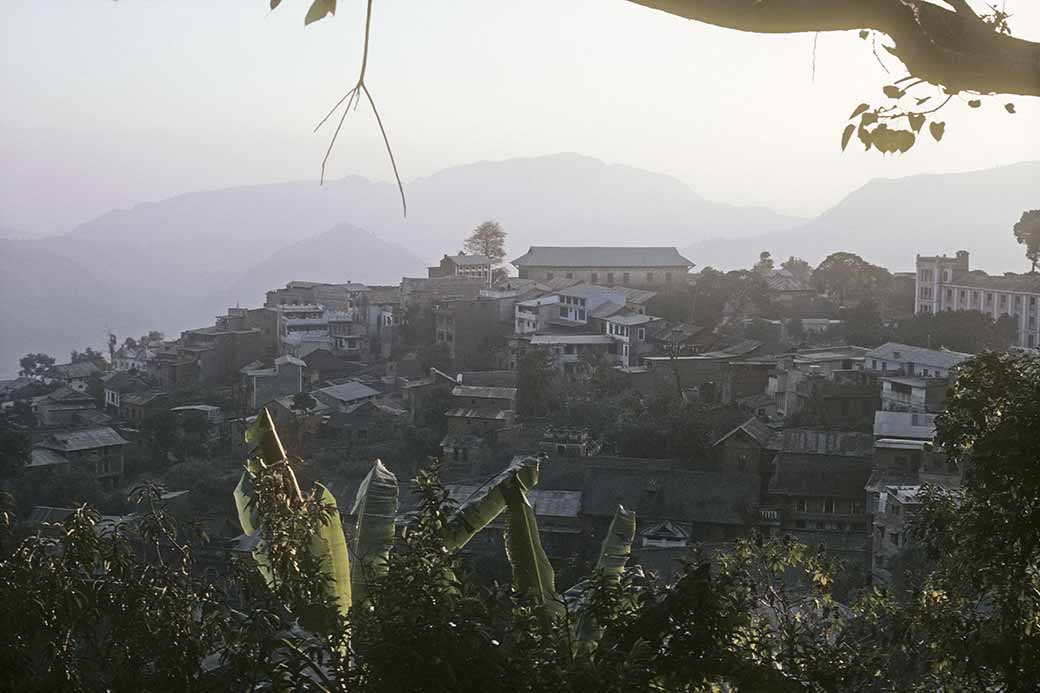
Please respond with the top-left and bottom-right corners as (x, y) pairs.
(574, 505), (636, 652)
(968, 99), (982, 108)
(594, 505), (636, 577)
(304, 0), (335, 25)
(848, 103), (870, 120)
(908, 113), (925, 133)
(350, 460), (399, 604)
(929, 121), (946, 142)
(309, 483), (352, 616)
(501, 473), (562, 615)
(247, 408), (289, 467)
(841, 124), (856, 151)
(882, 85), (903, 99)
(232, 460), (273, 585)
(443, 457), (539, 551)
(1005, 103), (1016, 114)
(858, 30), (869, 39)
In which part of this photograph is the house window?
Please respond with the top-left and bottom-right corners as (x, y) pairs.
(606, 272), (614, 283)
(590, 272), (598, 283)
(646, 272), (655, 283)
(637, 327), (645, 341)
(566, 272), (573, 279)
(824, 499), (835, 513)
(665, 272), (672, 283)
(889, 531), (900, 546)
(547, 272), (554, 280)
(578, 309), (586, 320)
(795, 520), (806, 529)
(796, 498), (807, 512)
(622, 272), (630, 283)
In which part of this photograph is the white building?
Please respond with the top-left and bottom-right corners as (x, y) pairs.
(916, 251), (1040, 348)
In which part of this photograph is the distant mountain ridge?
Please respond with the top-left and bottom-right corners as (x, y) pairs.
(685, 160), (1040, 273)
(1, 154), (1035, 377)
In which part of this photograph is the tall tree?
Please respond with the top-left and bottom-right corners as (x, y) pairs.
(753, 251), (774, 274)
(1013, 209), (1040, 273)
(463, 221), (507, 265)
(812, 252), (892, 306)
(18, 353), (54, 379)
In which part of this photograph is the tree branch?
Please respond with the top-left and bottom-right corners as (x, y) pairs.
(626, 0), (1040, 96)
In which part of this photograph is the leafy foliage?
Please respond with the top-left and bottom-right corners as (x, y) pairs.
(1013, 209), (1040, 273)
(463, 220), (507, 266)
(18, 351), (55, 378)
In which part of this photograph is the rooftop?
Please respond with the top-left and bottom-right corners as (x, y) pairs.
(529, 334), (614, 346)
(445, 253), (492, 267)
(36, 427), (129, 452)
(444, 408), (513, 421)
(769, 453), (874, 498)
(446, 484), (581, 518)
(873, 411), (937, 440)
(866, 342), (973, 369)
(317, 380), (381, 404)
(606, 312), (657, 326)
(29, 448), (69, 468)
(451, 385), (517, 400)
(512, 246), (694, 269)
(49, 361), (101, 379)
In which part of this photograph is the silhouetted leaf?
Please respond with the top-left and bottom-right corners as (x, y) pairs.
(270, 0), (282, 9)
(849, 103), (870, 120)
(841, 124), (856, 151)
(859, 30), (869, 39)
(908, 113), (926, 133)
(1005, 103), (1016, 113)
(861, 111), (878, 126)
(304, 0), (335, 25)
(929, 121), (946, 142)
(968, 99), (982, 108)
(882, 85), (903, 99)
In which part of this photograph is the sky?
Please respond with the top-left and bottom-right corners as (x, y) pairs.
(2, 0), (1038, 236)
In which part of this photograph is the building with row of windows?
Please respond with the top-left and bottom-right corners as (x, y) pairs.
(915, 250), (1040, 347)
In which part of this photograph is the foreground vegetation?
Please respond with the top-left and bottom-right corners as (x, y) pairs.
(2, 351), (1040, 691)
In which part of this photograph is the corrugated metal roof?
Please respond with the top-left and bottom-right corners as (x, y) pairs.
(444, 408), (512, 420)
(530, 334), (613, 345)
(452, 385), (517, 400)
(866, 342), (972, 369)
(512, 246), (694, 268)
(446, 484), (581, 518)
(29, 448), (69, 468)
(36, 427), (129, 452)
(317, 380), (380, 404)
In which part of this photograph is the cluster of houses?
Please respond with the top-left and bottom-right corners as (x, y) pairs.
(3, 244), (1014, 589)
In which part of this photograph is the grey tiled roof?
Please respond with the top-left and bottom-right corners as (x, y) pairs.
(316, 380), (380, 404)
(49, 361), (101, 379)
(512, 246), (694, 268)
(446, 254), (492, 266)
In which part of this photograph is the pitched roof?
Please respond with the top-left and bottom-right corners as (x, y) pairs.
(451, 385), (517, 401)
(102, 371), (152, 394)
(589, 302), (626, 319)
(530, 334), (613, 345)
(446, 254), (492, 266)
(606, 312), (656, 326)
(122, 389), (168, 407)
(713, 417), (777, 448)
(773, 429), (875, 456)
(49, 361), (101, 379)
(446, 484), (581, 518)
(768, 454), (873, 498)
(36, 427), (129, 452)
(29, 448), (70, 468)
(444, 408), (513, 421)
(315, 381), (380, 404)
(582, 466), (759, 525)
(456, 370), (519, 388)
(866, 342), (972, 369)
(609, 285), (657, 304)
(512, 246), (694, 269)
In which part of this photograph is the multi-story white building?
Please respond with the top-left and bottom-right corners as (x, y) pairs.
(916, 251), (1040, 348)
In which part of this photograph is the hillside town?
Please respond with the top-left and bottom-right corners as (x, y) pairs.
(3, 231), (1031, 591)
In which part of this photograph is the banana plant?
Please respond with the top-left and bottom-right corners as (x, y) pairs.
(349, 459), (398, 605)
(573, 504), (637, 653)
(234, 412), (566, 623)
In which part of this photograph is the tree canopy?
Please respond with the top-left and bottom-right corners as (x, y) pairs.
(464, 220), (507, 266)
(1013, 209), (1040, 273)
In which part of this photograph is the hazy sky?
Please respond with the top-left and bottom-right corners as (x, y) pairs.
(2, 0), (1038, 235)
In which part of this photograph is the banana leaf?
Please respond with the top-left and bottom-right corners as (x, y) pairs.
(232, 459), (274, 585)
(442, 456), (540, 552)
(575, 504), (636, 652)
(501, 472), (563, 617)
(350, 459), (399, 604)
(309, 482), (352, 617)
